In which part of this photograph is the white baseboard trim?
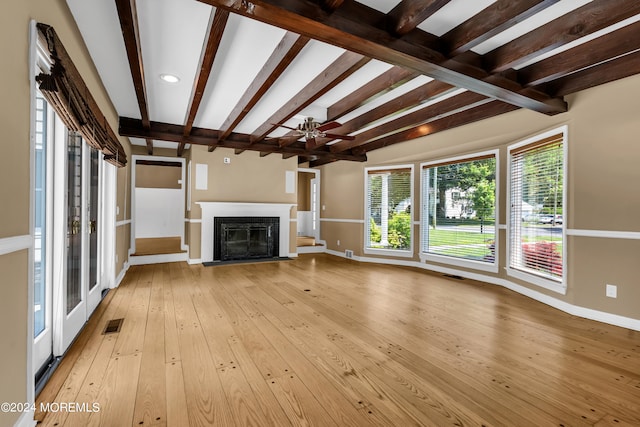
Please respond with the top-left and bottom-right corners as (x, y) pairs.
(129, 252), (188, 265)
(288, 252), (299, 258)
(324, 249), (640, 331)
(115, 261), (130, 288)
(296, 245), (326, 254)
(0, 234), (32, 256)
(14, 410), (36, 427)
(187, 258), (202, 265)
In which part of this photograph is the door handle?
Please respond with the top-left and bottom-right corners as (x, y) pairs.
(71, 220), (81, 235)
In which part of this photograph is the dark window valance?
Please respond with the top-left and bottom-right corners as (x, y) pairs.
(35, 23), (127, 167)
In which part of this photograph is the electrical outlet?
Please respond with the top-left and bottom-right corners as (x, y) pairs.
(322, 205), (326, 211)
(606, 284), (617, 298)
(337, 240), (340, 246)
(223, 157), (231, 164)
(116, 206), (120, 215)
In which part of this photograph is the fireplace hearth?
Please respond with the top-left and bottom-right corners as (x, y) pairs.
(213, 217), (279, 262)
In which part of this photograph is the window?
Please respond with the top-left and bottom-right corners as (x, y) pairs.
(508, 128), (565, 290)
(421, 153), (497, 271)
(365, 166), (413, 255)
(34, 93), (49, 337)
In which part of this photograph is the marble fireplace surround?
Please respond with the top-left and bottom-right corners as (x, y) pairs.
(197, 202), (295, 263)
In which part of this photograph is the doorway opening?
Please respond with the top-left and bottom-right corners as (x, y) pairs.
(297, 168), (325, 253)
(130, 156), (187, 264)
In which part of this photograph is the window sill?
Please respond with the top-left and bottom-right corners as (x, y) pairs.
(420, 253), (498, 274)
(506, 267), (566, 295)
(363, 247), (414, 258)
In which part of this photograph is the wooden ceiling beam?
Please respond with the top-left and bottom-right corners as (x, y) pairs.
(388, 0), (451, 36)
(443, 0), (560, 56)
(331, 90), (489, 152)
(518, 20), (640, 87)
(539, 49), (640, 97)
(115, 0), (153, 155)
(199, 0), (567, 115)
(309, 158), (337, 168)
(320, 0), (345, 12)
(218, 32), (310, 142)
(119, 117), (367, 162)
(484, 0), (640, 73)
(178, 8), (230, 157)
(314, 80), (453, 149)
(327, 66), (419, 121)
(353, 101), (520, 155)
(251, 51), (370, 142)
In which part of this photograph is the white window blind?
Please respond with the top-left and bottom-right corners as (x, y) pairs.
(509, 134), (564, 282)
(365, 167), (412, 251)
(421, 155), (496, 264)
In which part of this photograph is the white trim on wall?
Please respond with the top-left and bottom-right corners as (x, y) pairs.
(116, 219), (131, 227)
(320, 218), (365, 224)
(185, 218), (202, 223)
(14, 410), (37, 427)
(115, 261), (130, 288)
(566, 229), (640, 239)
(324, 249), (640, 332)
(0, 235), (33, 256)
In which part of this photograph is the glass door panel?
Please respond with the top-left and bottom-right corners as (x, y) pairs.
(66, 132), (83, 314)
(88, 147), (99, 290)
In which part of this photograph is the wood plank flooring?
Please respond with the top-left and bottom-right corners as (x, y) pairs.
(36, 254), (640, 426)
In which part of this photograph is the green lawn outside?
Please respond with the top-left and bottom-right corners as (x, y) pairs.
(427, 227), (562, 259)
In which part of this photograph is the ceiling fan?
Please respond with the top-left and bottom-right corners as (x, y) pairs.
(273, 117), (355, 149)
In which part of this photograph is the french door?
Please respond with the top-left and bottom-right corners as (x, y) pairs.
(33, 104), (105, 373)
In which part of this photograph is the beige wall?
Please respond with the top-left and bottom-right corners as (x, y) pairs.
(187, 146), (298, 258)
(0, 252), (29, 427)
(297, 172), (313, 211)
(135, 164), (182, 189)
(320, 74), (640, 322)
(0, 2), (131, 422)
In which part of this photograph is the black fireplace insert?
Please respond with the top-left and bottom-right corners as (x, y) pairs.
(213, 216), (279, 261)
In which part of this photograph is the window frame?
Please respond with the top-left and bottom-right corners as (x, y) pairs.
(506, 126), (568, 294)
(363, 164), (414, 258)
(419, 150), (500, 273)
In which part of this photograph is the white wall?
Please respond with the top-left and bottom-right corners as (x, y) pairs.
(134, 188), (183, 238)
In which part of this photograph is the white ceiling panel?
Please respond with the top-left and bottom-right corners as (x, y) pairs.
(472, 0), (592, 54)
(338, 75), (433, 124)
(234, 39), (346, 134)
(358, 0), (401, 14)
(418, 0), (496, 36)
(138, 0), (213, 124)
(66, 0), (140, 119)
(194, 15), (287, 130)
(312, 60), (394, 109)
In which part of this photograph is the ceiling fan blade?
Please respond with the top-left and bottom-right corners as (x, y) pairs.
(317, 121), (341, 132)
(272, 123), (298, 131)
(323, 132), (355, 141)
(305, 136), (316, 150)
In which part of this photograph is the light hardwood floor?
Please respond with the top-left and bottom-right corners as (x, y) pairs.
(36, 254), (640, 426)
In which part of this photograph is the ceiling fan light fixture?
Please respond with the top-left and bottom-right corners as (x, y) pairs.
(159, 73), (180, 83)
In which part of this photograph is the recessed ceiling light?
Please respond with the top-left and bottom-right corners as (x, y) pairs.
(159, 73), (180, 83)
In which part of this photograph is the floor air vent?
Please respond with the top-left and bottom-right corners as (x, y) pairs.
(345, 250), (354, 259)
(102, 318), (124, 335)
(443, 274), (465, 280)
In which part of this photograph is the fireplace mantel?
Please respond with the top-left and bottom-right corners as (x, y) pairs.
(196, 202), (295, 263)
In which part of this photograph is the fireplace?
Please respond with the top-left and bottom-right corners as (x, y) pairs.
(214, 217), (279, 261)
(197, 202), (295, 263)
